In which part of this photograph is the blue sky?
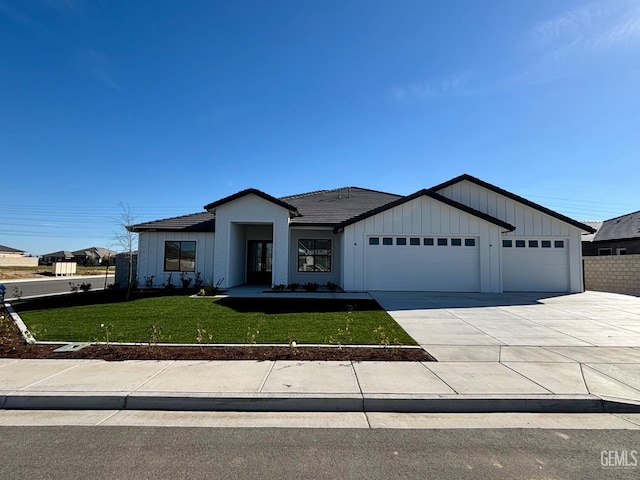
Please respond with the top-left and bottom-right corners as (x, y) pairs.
(1, 0), (639, 256)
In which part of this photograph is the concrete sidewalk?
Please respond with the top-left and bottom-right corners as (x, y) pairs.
(0, 357), (639, 413)
(2, 289), (639, 414)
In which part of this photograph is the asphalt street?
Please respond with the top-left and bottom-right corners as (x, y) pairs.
(0, 426), (637, 479)
(1, 274), (114, 300)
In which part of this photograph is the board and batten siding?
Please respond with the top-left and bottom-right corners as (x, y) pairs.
(341, 195), (504, 292)
(136, 231), (215, 288)
(436, 179), (584, 292)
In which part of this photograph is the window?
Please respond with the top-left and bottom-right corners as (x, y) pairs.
(383, 237), (393, 246)
(554, 240), (565, 248)
(465, 238), (476, 247)
(515, 240), (526, 248)
(598, 248), (612, 256)
(502, 240), (513, 248)
(369, 237), (380, 245)
(298, 239), (331, 272)
(396, 238), (407, 246)
(529, 240), (539, 248)
(437, 238), (448, 246)
(451, 238), (462, 246)
(424, 238), (434, 246)
(617, 248), (627, 256)
(164, 241), (196, 272)
(541, 240), (551, 248)
(410, 238), (420, 246)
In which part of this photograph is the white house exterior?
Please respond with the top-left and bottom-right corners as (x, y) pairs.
(129, 174), (595, 293)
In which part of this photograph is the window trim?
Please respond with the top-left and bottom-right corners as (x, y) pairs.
(164, 240), (196, 272)
(298, 239), (332, 273)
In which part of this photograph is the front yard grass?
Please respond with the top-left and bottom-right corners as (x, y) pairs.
(14, 292), (416, 346)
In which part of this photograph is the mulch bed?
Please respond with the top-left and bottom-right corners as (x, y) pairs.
(0, 310), (435, 362)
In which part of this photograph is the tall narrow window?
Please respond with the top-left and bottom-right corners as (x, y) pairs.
(298, 239), (332, 272)
(164, 241), (196, 272)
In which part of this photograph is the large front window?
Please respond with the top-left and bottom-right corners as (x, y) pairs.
(164, 241), (196, 272)
(298, 239), (331, 272)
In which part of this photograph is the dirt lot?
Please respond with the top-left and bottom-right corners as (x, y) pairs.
(0, 266), (109, 280)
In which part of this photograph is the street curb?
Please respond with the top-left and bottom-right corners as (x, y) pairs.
(2, 392), (640, 413)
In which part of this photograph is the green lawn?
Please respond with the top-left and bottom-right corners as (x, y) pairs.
(15, 292), (416, 346)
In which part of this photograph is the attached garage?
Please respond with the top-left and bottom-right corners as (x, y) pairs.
(502, 238), (570, 292)
(365, 236), (480, 291)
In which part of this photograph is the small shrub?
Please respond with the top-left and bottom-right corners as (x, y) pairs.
(179, 272), (192, 289)
(79, 282), (92, 293)
(144, 275), (155, 289)
(303, 282), (319, 292)
(272, 284), (287, 292)
(106, 282), (120, 290)
(326, 281), (339, 292)
(164, 273), (175, 290)
(148, 323), (163, 347)
(287, 282), (299, 292)
(69, 282), (79, 293)
(194, 272), (203, 289)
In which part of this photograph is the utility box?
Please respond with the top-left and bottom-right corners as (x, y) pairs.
(52, 262), (77, 276)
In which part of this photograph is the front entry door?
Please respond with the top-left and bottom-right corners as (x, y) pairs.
(247, 240), (273, 284)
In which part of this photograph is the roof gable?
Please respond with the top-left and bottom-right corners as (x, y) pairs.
(430, 174), (596, 233)
(333, 189), (516, 233)
(204, 188), (299, 213)
(593, 210), (640, 242)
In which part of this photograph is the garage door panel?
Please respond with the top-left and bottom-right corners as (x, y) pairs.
(366, 242), (480, 291)
(503, 241), (569, 292)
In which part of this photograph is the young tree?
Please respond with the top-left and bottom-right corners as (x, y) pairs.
(114, 202), (137, 300)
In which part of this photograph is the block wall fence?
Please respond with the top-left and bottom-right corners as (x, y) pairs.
(583, 254), (640, 294)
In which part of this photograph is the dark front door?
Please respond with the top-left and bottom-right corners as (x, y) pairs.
(247, 240), (273, 284)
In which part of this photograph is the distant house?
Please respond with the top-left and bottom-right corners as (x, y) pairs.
(40, 251), (74, 265)
(0, 244), (39, 267)
(0, 245), (27, 257)
(71, 247), (118, 266)
(582, 211), (640, 256)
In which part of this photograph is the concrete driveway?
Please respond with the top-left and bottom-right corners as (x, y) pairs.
(371, 290), (640, 363)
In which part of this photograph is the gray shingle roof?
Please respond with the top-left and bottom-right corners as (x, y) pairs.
(580, 221), (603, 242)
(593, 211), (640, 242)
(0, 244), (25, 254)
(128, 212), (216, 232)
(283, 187), (402, 225)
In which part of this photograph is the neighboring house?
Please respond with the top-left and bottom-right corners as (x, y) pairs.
(71, 247), (118, 266)
(40, 250), (74, 265)
(0, 244), (39, 267)
(582, 211), (640, 256)
(129, 174), (596, 293)
(0, 245), (27, 257)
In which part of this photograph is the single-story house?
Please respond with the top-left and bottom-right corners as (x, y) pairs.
(129, 174), (596, 293)
(0, 245), (27, 257)
(582, 211), (640, 256)
(71, 247), (118, 266)
(0, 245), (39, 267)
(40, 250), (74, 265)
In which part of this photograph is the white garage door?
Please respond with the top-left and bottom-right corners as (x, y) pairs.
(502, 238), (569, 292)
(365, 236), (480, 291)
